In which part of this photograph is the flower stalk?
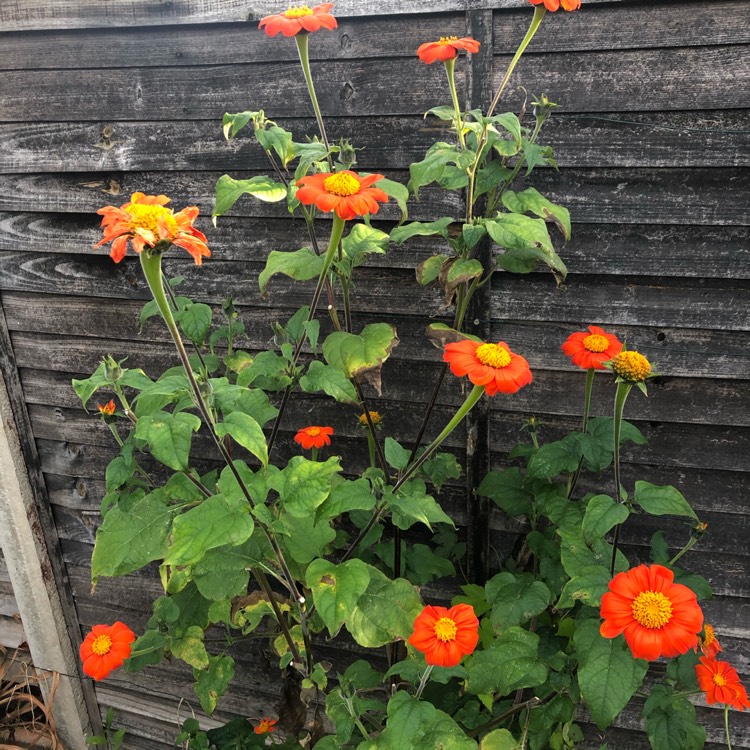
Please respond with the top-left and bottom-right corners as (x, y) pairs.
(567, 367), (596, 498)
(609, 380), (634, 575)
(295, 33), (332, 166)
(444, 58), (467, 150)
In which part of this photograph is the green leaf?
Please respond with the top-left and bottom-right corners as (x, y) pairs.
(424, 323), (483, 350)
(502, 188), (571, 241)
(486, 214), (566, 279)
(258, 248), (324, 296)
(462, 223), (487, 249)
(347, 567), (423, 648)
(634, 482), (699, 521)
(405, 544), (455, 585)
(408, 142), (475, 198)
(222, 110), (259, 139)
(526, 436), (581, 480)
(377, 177), (409, 223)
(323, 323), (398, 395)
(556, 565), (611, 609)
(276, 513), (336, 564)
(341, 224), (389, 269)
(292, 140), (331, 180)
(481, 729), (521, 750)
(213, 174), (287, 218)
(475, 160), (513, 199)
(643, 684), (706, 750)
(416, 254), (451, 285)
(299, 360), (358, 405)
(306, 559), (371, 637)
(384, 437), (410, 471)
(420, 451), (462, 489)
(215, 412), (268, 468)
(581, 417), (647, 472)
(476, 468), (532, 517)
(194, 654), (235, 715)
(389, 217), (454, 245)
(192, 545), (254, 601)
(442, 258), (484, 303)
(485, 573), (551, 632)
(237, 350), (292, 391)
(170, 625), (208, 670)
(386, 480), (454, 531)
(124, 629), (167, 671)
(92, 491), (173, 581)
(105, 455), (133, 492)
(317, 478), (376, 519)
(582, 495), (630, 545)
(177, 302), (212, 345)
(256, 125), (294, 167)
(71, 362), (109, 409)
(272, 455), (342, 517)
(574, 619), (648, 730)
(165, 493), (254, 566)
(134, 411), (201, 471)
(465, 627), (547, 696)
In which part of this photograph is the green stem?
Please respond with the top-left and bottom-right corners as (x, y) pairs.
(567, 367), (596, 499)
(414, 665), (434, 699)
(609, 381), (634, 575)
(267, 215), (347, 455)
(444, 58), (466, 150)
(311, 446), (318, 462)
(669, 536), (699, 566)
(395, 385), (485, 493)
(466, 6), (546, 221)
(295, 34), (332, 166)
(140, 251), (307, 669)
(366, 430), (377, 469)
(724, 705), (733, 750)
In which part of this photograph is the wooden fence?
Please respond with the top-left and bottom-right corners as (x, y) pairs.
(0, 0), (748, 747)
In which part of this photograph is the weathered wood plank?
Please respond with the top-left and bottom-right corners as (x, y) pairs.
(4, 110), (748, 174)
(0, 0), (661, 32)
(0, 167), (746, 227)
(2, 46), (748, 122)
(2, 4), (745, 72)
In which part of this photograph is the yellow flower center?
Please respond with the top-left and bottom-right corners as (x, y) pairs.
(433, 617), (458, 643)
(306, 427), (321, 437)
(611, 351), (651, 382)
(125, 203), (178, 238)
(284, 5), (313, 17)
(703, 624), (716, 647)
(323, 172), (361, 197)
(583, 334), (609, 353)
(359, 411), (382, 426)
(91, 634), (113, 656)
(631, 591), (673, 629)
(713, 673), (728, 687)
(475, 343), (511, 369)
(439, 36), (459, 45)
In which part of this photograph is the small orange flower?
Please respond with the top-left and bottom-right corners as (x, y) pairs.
(295, 171), (388, 221)
(696, 657), (750, 710)
(417, 36), (480, 64)
(94, 192), (210, 265)
(358, 411), (382, 428)
(610, 350), (652, 382)
(259, 3), (337, 37)
(698, 624), (722, 658)
(408, 604), (479, 667)
(294, 425), (334, 450)
(443, 340), (532, 396)
(79, 622), (136, 681)
(254, 716), (278, 734)
(561, 325), (622, 370)
(528, 0), (581, 11)
(97, 400), (116, 417)
(600, 564), (703, 661)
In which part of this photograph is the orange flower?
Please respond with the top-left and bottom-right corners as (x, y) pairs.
(97, 400), (116, 417)
(528, 0), (581, 11)
(610, 350), (652, 382)
(259, 4), (337, 37)
(295, 171), (388, 221)
(417, 36), (480, 64)
(698, 624), (722, 658)
(79, 622), (136, 681)
(254, 717), (278, 734)
(358, 411), (382, 428)
(294, 425), (334, 450)
(94, 192), (211, 265)
(408, 604), (479, 667)
(561, 325), (622, 370)
(600, 564), (703, 661)
(443, 340), (532, 396)
(696, 657), (750, 710)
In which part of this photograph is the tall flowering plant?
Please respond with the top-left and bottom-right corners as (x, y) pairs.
(71, 2), (746, 749)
